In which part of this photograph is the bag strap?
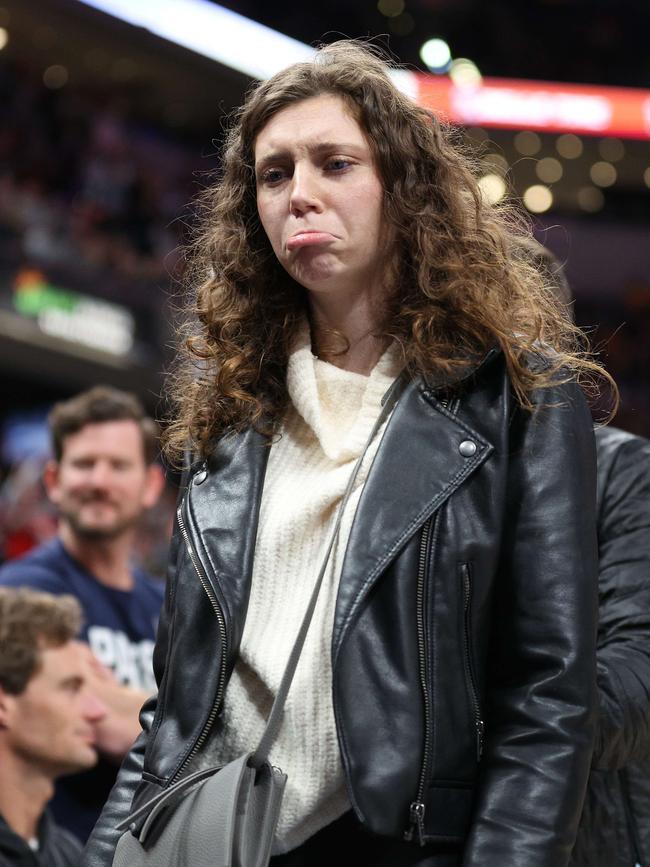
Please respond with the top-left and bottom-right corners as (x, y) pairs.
(250, 373), (405, 769)
(115, 762), (229, 833)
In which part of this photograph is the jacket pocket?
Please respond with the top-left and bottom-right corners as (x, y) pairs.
(460, 562), (484, 762)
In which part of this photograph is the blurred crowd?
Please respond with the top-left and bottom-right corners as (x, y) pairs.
(0, 59), (208, 342)
(0, 59), (196, 275)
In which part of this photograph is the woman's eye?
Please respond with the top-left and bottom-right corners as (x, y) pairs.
(260, 168), (286, 185)
(326, 158), (351, 172)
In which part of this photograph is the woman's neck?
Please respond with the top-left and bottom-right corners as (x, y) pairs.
(308, 289), (389, 376)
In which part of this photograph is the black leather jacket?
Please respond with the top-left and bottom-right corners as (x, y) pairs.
(84, 352), (598, 867)
(570, 426), (650, 867)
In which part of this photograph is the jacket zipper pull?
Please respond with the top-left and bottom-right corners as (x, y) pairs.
(404, 801), (426, 846)
(476, 718), (485, 761)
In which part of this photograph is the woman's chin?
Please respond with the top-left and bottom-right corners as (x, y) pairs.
(292, 266), (342, 294)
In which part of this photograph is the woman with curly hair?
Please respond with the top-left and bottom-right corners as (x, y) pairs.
(85, 41), (612, 867)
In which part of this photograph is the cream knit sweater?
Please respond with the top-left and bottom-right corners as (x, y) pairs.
(207, 326), (400, 854)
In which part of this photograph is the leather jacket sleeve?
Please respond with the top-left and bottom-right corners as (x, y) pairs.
(592, 428), (650, 770)
(81, 523), (182, 867)
(462, 381), (599, 867)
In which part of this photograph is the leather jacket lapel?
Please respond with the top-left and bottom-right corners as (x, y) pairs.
(333, 378), (493, 654)
(185, 428), (269, 638)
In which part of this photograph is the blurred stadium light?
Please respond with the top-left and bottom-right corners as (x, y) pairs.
(75, 0), (314, 79)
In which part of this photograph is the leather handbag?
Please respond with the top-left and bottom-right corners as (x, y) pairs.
(112, 754), (286, 867)
(111, 377), (403, 867)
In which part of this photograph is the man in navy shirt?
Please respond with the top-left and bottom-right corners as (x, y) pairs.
(0, 386), (165, 842)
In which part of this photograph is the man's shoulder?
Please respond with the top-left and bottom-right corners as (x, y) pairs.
(0, 809), (81, 867)
(595, 426), (650, 502)
(0, 539), (72, 594)
(41, 811), (82, 867)
(595, 425), (650, 461)
(595, 426), (650, 546)
(132, 567), (165, 603)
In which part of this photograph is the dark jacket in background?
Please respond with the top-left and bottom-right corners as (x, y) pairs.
(0, 811), (81, 867)
(571, 426), (650, 867)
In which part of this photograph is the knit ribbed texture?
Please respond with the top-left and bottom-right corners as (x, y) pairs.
(206, 324), (400, 854)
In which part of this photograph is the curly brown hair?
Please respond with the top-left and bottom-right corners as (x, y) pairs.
(0, 588), (82, 695)
(165, 40), (614, 462)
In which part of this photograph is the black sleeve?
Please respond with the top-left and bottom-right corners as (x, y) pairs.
(462, 381), (599, 867)
(592, 433), (650, 770)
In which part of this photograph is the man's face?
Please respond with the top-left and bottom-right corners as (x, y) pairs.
(45, 420), (161, 541)
(0, 641), (106, 777)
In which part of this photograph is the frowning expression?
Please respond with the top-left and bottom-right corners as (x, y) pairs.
(254, 94), (387, 299)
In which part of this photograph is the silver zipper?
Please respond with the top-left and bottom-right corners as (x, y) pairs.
(171, 500), (228, 784)
(404, 512), (437, 846)
(461, 563), (484, 762)
(405, 392), (456, 845)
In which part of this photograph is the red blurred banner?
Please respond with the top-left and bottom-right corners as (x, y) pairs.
(415, 74), (650, 139)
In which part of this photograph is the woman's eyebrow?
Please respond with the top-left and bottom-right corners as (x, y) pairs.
(307, 141), (365, 156)
(255, 141), (365, 171)
(255, 150), (288, 174)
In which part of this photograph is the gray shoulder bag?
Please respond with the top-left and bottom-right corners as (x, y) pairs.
(111, 378), (403, 867)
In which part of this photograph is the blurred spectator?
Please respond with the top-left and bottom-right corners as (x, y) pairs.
(569, 426), (650, 866)
(0, 386), (165, 842)
(528, 241), (650, 865)
(0, 588), (106, 866)
(0, 459), (57, 561)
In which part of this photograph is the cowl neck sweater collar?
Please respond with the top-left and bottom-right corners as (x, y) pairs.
(286, 321), (401, 463)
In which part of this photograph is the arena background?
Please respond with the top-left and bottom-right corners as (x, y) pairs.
(1, 0), (648, 574)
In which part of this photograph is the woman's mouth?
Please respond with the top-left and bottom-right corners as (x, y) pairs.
(286, 231), (334, 250)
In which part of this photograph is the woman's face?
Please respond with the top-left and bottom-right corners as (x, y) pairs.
(254, 93), (387, 301)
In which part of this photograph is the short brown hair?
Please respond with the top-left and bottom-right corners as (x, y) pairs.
(0, 589), (82, 695)
(48, 385), (159, 464)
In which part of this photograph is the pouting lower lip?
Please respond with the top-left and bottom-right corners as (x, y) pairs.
(286, 231), (333, 250)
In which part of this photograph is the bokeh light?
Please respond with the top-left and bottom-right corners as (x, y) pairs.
(536, 157), (563, 184)
(523, 185), (553, 213)
(556, 134), (583, 159)
(420, 38), (451, 72)
(377, 0), (405, 18)
(598, 137), (625, 162)
(590, 161), (617, 188)
(449, 58), (482, 87)
(43, 64), (69, 89)
(478, 173), (507, 205)
(577, 186), (605, 213)
(514, 131), (541, 156)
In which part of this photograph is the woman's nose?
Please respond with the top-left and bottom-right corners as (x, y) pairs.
(289, 166), (322, 215)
